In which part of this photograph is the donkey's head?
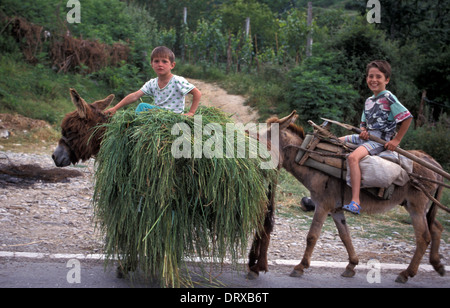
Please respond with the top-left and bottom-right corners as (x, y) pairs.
(260, 110), (304, 168)
(52, 89), (114, 167)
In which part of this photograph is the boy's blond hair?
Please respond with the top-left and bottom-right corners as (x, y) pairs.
(150, 46), (175, 63)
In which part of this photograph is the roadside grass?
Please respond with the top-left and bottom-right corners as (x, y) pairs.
(276, 169), (450, 245)
(0, 54), (112, 125)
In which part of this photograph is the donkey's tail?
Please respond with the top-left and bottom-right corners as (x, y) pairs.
(426, 185), (444, 228)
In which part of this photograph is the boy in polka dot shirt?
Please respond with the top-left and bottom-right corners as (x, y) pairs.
(106, 46), (202, 116)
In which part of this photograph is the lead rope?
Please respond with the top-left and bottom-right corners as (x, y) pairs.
(340, 156), (346, 210)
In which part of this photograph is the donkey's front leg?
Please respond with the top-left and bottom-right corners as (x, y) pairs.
(290, 207), (328, 277)
(247, 229), (271, 280)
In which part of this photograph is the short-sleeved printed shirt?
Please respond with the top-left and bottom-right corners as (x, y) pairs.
(360, 90), (412, 140)
(140, 75), (195, 113)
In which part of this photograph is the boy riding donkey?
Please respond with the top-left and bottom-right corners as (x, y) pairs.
(302, 60), (413, 214)
(340, 60), (412, 214)
(106, 46), (201, 116)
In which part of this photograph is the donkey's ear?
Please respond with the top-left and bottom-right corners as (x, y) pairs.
(70, 88), (89, 118)
(92, 94), (115, 111)
(278, 110), (298, 130)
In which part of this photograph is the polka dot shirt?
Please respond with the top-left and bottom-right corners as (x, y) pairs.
(140, 75), (195, 113)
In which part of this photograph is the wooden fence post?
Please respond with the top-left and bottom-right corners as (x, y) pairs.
(226, 31), (232, 74)
(306, 2), (313, 58)
(415, 90), (427, 128)
(245, 17), (250, 38)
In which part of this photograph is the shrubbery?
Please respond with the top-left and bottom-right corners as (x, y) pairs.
(0, 0), (447, 147)
(402, 118), (450, 171)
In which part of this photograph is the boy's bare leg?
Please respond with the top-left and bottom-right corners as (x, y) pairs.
(347, 146), (369, 205)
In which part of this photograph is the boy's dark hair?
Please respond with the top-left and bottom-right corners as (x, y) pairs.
(366, 60), (391, 79)
(151, 46), (175, 63)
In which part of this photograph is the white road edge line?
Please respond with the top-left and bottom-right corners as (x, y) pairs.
(1, 251), (448, 273)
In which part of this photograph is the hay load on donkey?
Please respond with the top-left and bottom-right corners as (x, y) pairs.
(92, 108), (276, 287)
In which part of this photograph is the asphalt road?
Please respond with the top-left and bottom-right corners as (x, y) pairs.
(1, 256), (449, 289)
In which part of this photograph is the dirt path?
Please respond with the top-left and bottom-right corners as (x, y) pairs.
(186, 78), (259, 123)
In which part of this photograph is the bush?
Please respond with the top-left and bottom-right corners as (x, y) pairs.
(325, 17), (421, 118)
(91, 63), (148, 99)
(402, 117), (450, 171)
(285, 52), (359, 125)
(176, 62), (226, 81)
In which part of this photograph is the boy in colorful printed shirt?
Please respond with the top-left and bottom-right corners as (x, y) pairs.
(106, 46), (201, 116)
(340, 60), (413, 214)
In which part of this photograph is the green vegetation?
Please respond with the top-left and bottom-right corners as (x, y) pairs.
(0, 55), (111, 124)
(1, 1), (448, 123)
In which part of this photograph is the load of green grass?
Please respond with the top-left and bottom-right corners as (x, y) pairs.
(92, 107), (276, 287)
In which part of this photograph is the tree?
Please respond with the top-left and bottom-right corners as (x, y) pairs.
(277, 8), (312, 64)
(215, 0), (277, 47)
(186, 18), (226, 64)
(357, 0), (450, 119)
(325, 17), (420, 120)
(286, 51), (359, 124)
(67, 0), (134, 44)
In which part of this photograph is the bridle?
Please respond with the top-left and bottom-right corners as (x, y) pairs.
(58, 111), (109, 163)
(59, 129), (79, 162)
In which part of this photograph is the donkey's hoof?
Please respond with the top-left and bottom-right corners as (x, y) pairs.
(289, 269), (304, 277)
(116, 266), (125, 279)
(436, 265), (446, 277)
(395, 273), (408, 283)
(341, 268), (356, 278)
(246, 270), (259, 280)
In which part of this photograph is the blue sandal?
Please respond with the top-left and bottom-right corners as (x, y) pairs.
(343, 201), (361, 215)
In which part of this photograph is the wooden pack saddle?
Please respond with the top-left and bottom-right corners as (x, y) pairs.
(293, 121), (396, 200)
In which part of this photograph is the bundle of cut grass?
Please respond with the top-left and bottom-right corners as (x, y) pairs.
(92, 107), (276, 287)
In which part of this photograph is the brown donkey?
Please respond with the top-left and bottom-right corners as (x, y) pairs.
(249, 110), (446, 283)
(52, 89), (114, 167)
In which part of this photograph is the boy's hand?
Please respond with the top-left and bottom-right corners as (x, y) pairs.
(385, 139), (400, 151)
(359, 129), (370, 140)
(384, 117), (411, 151)
(185, 88), (201, 117)
(105, 107), (117, 115)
